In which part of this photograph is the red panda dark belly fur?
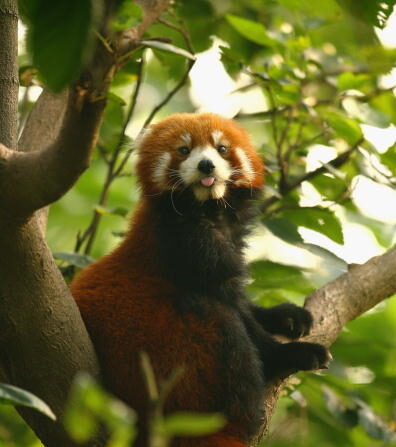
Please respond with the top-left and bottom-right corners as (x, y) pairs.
(71, 114), (267, 447)
(72, 189), (266, 446)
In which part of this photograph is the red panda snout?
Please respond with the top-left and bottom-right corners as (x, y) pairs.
(178, 145), (232, 201)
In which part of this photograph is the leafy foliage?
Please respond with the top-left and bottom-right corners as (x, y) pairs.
(18, 0), (101, 91)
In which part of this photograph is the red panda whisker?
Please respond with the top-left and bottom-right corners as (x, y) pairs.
(170, 179), (184, 216)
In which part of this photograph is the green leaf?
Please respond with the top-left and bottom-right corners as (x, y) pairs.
(160, 412), (226, 437)
(99, 96), (125, 152)
(320, 109), (363, 145)
(111, 1), (142, 31)
(280, 207), (344, 244)
(337, 72), (371, 91)
(380, 145), (396, 173)
(64, 373), (136, 444)
(53, 252), (95, 268)
(20, 0), (100, 91)
(309, 174), (347, 201)
(250, 261), (313, 294)
(141, 40), (196, 61)
(0, 383), (56, 421)
(335, 0), (395, 29)
(225, 14), (277, 47)
(264, 218), (303, 244)
(370, 92), (396, 125)
(273, 83), (300, 105)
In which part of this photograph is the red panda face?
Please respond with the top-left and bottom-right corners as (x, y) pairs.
(135, 113), (264, 201)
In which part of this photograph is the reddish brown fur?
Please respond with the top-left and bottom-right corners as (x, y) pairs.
(72, 114), (264, 446)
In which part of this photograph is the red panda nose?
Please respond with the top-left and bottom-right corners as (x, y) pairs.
(198, 159), (215, 174)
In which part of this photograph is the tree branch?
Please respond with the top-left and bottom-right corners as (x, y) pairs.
(253, 245), (396, 445)
(0, 88), (106, 219)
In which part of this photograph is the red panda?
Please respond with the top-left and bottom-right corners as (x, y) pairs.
(71, 113), (330, 447)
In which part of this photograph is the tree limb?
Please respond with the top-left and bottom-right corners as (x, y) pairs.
(0, 88), (106, 219)
(253, 245), (396, 445)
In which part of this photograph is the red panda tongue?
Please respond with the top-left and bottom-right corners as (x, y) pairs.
(200, 177), (215, 187)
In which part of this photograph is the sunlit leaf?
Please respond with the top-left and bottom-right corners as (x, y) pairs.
(380, 145), (396, 173)
(371, 92), (396, 125)
(280, 207), (344, 244)
(309, 174), (347, 201)
(320, 109), (363, 145)
(337, 72), (371, 91)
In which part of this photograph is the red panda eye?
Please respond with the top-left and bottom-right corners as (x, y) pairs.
(178, 146), (190, 156)
(217, 145), (228, 155)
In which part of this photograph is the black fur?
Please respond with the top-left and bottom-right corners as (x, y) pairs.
(149, 185), (330, 437)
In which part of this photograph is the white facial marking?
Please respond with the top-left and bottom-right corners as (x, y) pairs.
(212, 130), (223, 146)
(179, 145), (232, 201)
(180, 133), (192, 146)
(152, 152), (171, 187)
(235, 147), (255, 185)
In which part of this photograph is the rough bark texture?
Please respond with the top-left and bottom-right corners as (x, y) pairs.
(0, 0), (18, 149)
(0, 219), (102, 446)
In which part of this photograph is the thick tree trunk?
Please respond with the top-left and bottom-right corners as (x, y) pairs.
(0, 219), (102, 446)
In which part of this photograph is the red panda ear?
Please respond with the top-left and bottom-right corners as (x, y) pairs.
(134, 126), (153, 151)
